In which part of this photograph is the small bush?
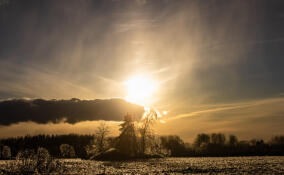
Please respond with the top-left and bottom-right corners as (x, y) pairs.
(36, 147), (52, 173)
(60, 144), (76, 158)
(8, 148), (62, 175)
(15, 149), (37, 174)
(2, 145), (11, 160)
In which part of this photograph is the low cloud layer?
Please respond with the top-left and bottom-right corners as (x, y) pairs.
(0, 120), (121, 138)
(0, 98), (144, 126)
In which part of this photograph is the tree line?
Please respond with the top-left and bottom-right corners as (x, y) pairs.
(0, 112), (284, 159)
(0, 134), (93, 159)
(186, 133), (284, 157)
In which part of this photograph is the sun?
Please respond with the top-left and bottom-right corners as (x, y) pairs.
(125, 74), (158, 106)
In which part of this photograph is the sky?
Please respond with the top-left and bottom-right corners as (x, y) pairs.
(0, 0), (284, 142)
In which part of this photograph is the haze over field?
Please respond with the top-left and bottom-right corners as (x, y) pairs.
(0, 0), (284, 142)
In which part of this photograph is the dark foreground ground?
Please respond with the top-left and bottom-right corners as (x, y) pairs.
(1, 156), (284, 174)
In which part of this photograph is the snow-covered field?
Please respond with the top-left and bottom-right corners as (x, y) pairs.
(1, 156), (284, 174)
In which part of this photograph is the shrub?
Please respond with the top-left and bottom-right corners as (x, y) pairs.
(15, 149), (37, 174)
(8, 148), (61, 174)
(60, 144), (76, 158)
(36, 147), (53, 173)
(2, 145), (11, 160)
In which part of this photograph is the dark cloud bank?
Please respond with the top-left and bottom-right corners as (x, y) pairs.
(0, 98), (144, 126)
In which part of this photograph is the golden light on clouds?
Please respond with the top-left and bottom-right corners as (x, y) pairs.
(1, 0), (284, 143)
(124, 74), (158, 106)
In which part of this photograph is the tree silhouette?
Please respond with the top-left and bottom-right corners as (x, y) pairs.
(94, 122), (110, 154)
(194, 133), (210, 148)
(210, 133), (226, 145)
(160, 135), (186, 156)
(117, 114), (138, 157)
(139, 108), (157, 155)
(228, 135), (238, 146)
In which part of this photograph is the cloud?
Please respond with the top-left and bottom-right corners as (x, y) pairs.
(166, 97), (284, 121)
(0, 0), (284, 140)
(1, 0), (283, 107)
(0, 98), (144, 126)
(157, 97), (284, 142)
(135, 0), (148, 5)
(0, 0), (9, 7)
(0, 120), (121, 138)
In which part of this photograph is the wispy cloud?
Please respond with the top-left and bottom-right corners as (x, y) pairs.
(157, 97), (284, 142)
(114, 19), (157, 33)
(167, 97), (284, 121)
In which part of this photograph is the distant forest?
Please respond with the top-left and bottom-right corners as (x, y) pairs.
(1, 133), (284, 159)
(0, 112), (284, 160)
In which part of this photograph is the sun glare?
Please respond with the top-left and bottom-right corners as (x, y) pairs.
(125, 74), (158, 106)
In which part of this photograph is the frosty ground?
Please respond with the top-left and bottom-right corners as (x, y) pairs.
(1, 156), (284, 174)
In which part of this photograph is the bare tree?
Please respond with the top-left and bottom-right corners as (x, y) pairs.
(194, 133), (210, 148)
(139, 108), (157, 155)
(94, 121), (110, 153)
(211, 133), (226, 145)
